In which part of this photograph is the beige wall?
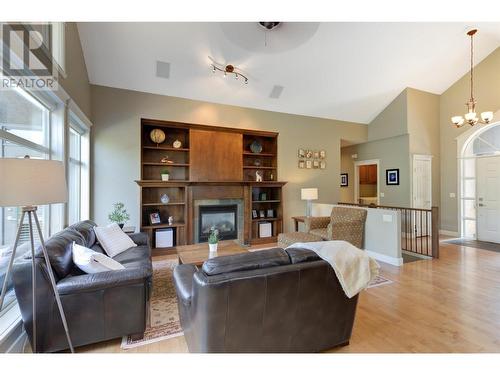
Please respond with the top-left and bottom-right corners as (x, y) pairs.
(340, 135), (411, 206)
(407, 88), (441, 207)
(59, 23), (92, 119)
(368, 90), (407, 141)
(439, 47), (500, 232)
(90, 85), (367, 231)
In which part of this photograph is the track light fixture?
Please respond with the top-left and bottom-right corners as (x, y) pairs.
(211, 64), (248, 84)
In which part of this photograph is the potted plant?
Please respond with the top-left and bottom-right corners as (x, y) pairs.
(208, 227), (219, 253)
(160, 168), (170, 181)
(108, 202), (130, 229)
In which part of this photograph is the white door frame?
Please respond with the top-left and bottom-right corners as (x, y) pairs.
(411, 154), (432, 209)
(354, 159), (380, 205)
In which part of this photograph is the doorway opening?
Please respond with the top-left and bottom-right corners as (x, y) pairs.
(354, 159), (379, 205)
(458, 120), (500, 242)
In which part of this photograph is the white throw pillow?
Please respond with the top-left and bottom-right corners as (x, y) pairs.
(93, 223), (137, 257)
(72, 242), (125, 274)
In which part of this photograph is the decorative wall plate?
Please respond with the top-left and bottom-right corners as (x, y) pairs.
(173, 139), (182, 149)
(150, 129), (166, 145)
(250, 140), (263, 154)
(160, 194), (170, 204)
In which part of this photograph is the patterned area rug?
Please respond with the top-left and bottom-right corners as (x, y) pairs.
(121, 256), (393, 349)
(121, 258), (183, 349)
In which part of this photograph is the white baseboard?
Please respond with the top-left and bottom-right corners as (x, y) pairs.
(439, 230), (459, 237)
(365, 250), (403, 267)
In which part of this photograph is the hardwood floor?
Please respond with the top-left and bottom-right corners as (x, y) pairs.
(78, 239), (500, 353)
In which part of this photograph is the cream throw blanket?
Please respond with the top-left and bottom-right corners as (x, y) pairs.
(286, 241), (380, 298)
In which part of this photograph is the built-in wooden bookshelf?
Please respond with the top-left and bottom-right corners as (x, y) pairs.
(137, 119), (285, 252)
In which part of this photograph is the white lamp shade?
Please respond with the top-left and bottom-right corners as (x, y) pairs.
(0, 158), (68, 207)
(301, 188), (318, 201)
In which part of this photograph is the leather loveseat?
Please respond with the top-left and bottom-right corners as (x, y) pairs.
(12, 220), (152, 352)
(173, 247), (359, 352)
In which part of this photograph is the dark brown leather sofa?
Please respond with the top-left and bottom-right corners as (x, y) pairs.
(173, 247), (359, 352)
(12, 220), (152, 352)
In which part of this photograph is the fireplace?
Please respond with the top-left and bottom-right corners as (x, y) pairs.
(198, 204), (238, 242)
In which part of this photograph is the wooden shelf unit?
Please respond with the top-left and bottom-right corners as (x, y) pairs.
(138, 119), (286, 249)
(140, 120), (190, 250)
(242, 133), (278, 182)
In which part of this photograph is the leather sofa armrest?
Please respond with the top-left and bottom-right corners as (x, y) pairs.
(57, 268), (151, 295)
(304, 216), (331, 232)
(128, 232), (149, 246)
(173, 264), (197, 306)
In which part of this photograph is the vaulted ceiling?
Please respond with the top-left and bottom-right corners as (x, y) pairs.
(78, 22), (500, 124)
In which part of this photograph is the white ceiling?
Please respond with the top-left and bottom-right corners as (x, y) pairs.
(78, 22), (500, 124)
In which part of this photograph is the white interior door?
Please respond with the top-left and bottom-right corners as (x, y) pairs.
(412, 156), (432, 209)
(477, 156), (500, 243)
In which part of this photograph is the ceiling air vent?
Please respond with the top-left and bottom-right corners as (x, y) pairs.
(156, 61), (171, 79)
(269, 85), (284, 99)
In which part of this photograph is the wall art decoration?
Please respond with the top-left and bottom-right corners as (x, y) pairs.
(340, 173), (348, 187)
(386, 169), (400, 185)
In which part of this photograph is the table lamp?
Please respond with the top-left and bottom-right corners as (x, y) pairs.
(301, 188), (318, 217)
(0, 157), (74, 353)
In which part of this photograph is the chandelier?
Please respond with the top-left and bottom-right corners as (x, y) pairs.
(451, 29), (493, 128)
(211, 64), (248, 84)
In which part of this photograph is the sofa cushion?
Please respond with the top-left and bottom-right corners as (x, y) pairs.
(309, 228), (329, 239)
(94, 223), (137, 257)
(37, 228), (85, 279)
(72, 242), (125, 274)
(285, 247), (321, 264)
(112, 245), (151, 270)
(202, 248), (290, 276)
(69, 220), (97, 248)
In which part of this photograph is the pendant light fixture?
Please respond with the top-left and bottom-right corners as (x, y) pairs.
(451, 29), (493, 128)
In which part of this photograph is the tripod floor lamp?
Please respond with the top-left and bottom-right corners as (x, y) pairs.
(0, 157), (74, 353)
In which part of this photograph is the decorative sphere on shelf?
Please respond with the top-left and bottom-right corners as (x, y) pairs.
(150, 129), (166, 145)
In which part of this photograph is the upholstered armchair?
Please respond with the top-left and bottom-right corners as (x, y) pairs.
(304, 207), (367, 248)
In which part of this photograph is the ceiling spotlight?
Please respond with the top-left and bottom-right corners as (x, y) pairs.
(211, 64), (249, 85)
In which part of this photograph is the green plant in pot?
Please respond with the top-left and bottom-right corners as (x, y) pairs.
(161, 168), (170, 181)
(208, 227), (219, 253)
(108, 202), (130, 229)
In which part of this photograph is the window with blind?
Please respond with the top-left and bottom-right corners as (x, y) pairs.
(0, 88), (52, 316)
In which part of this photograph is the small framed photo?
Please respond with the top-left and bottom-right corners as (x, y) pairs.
(306, 160), (312, 169)
(266, 209), (274, 218)
(298, 148), (305, 158)
(259, 210), (266, 218)
(313, 151), (320, 159)
(340, 173), (348, 187)
(252, 209), (258, 219)
(298, 160), (305, 169)
(313, 160), (320, 169)
(320, 161), (326, 169)
(319, 150), (326, 159)
(149, 212), (161, 225)
(386, 169), (400, 185)
(305, 150), (313, 159)
(259, 192), (268, 201)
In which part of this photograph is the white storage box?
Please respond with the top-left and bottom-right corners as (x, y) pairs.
(155, 228), (173, 248)
(259, 222), (272, 238)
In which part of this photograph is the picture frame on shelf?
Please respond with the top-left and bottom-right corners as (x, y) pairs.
(298, 160), (305, 169)
(340, 173), (348, 187)
(259, 192), (268, 201)
(266, 209), (274, 218)
(149, 212), (162, 225)
(306, 160), (312, 169)
(252, 209), (258, 219)
(313, 160), (320, 169)
(386, 169), (400, 185)
(259, 210), (266, 218)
